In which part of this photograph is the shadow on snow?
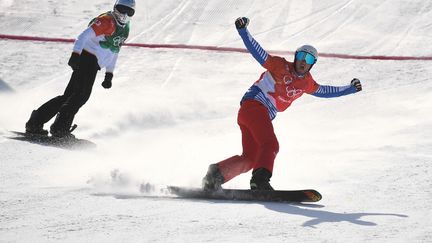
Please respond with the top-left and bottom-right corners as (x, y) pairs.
(92, 192), (408, 227)
(264, 203), (408, 227)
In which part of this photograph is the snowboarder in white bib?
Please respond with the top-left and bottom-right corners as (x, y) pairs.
(25, 0), (135, 138)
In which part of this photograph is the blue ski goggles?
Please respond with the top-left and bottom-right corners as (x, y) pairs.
(295, 51), (316, 65)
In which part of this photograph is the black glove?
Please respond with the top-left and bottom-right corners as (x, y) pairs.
(351, 78), (362, 92)
(68, 52), (80, 71)
(102, 73), (113, 89)
(235, 17), (249, 29)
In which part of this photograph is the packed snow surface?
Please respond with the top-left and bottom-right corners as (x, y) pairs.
(1, 0), (431, 242)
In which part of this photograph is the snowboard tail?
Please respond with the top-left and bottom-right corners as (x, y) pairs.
(167, 186), (322, 203)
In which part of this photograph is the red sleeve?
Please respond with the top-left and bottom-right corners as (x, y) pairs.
(90, 15), (116, 36)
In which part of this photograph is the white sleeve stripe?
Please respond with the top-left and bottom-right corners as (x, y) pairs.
(259, 47), (268, 59)
(242, 29), (269, 64)
(316, 85), (351, 94)
(258, 48), (265, 58)
(252, 42), (258, 49)
(251, 39), (268, 58)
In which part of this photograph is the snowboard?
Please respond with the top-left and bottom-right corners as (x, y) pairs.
(167, 186), (322, 203)
(8, 131), (96, 150)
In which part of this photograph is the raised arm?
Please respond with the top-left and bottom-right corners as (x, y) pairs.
(235, 17), (269, 66)
(311, 79), (362, 98)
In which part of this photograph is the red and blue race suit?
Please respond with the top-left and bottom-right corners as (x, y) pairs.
(237, 28), (357, 120)
(216, 27), (358, 183)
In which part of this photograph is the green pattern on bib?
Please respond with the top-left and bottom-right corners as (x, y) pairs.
(90, 12), (130, 53)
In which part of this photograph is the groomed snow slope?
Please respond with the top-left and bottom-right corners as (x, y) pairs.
(1, 0), (431, 242)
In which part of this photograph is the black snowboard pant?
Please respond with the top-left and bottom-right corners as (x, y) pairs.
(34, 50), (100, 131)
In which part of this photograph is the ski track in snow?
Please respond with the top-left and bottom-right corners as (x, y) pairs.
(1, 0), (432, 242)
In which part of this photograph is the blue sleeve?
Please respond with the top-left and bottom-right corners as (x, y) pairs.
(238, 28), (269, 65)
(311, 84), (357, 98)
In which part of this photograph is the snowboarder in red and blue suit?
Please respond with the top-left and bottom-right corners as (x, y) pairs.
(202, 17), (362, 191)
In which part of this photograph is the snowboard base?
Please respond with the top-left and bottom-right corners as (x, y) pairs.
(8, 131), (96, 150)
(167, 186), (322, 203)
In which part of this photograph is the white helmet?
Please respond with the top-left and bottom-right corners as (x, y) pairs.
(113, 0), (135, 26)
(295, 45), (318, 64)
(115, 0), (135, 10)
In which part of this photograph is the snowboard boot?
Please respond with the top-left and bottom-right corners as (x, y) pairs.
(25, 110), (48, 135)
(202, 164), (225, 191)
(250, 168), (274, 191)
(50, 112), (76, 138)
